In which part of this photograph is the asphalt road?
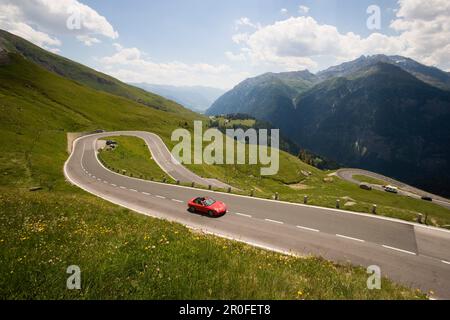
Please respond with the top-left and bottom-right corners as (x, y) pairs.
(336, 169), (450, 210)
(65, 131), (450, 299)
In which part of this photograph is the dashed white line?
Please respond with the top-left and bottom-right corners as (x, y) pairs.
(103, 181), (108, 184)
(156, 195), (166, 199)
(119, 186), (126, 190)
(442, 260), (450, 265)
(265, 218), (284, 224)
(142, 192), (151, 196)
(129, 189), (138, 192)
(111, 184), (117, 187)
(382, 245), (416, 255)
(336, 234), (365, 242)
(171, 199), (184, 203)
(234, 212), (252, 218)
(297, 225), (319, 232)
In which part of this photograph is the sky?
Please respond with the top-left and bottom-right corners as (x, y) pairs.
(0, 0), (449, 89)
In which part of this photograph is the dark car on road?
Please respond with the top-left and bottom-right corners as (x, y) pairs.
(359, 183), (372, 191)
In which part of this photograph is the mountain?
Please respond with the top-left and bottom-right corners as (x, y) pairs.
(207, 56), (450, 196)
(0, 29), (194, 116)
(206, 70), (318, 118)
(318, 54), (450, 91)
(130, 83), (225, 112)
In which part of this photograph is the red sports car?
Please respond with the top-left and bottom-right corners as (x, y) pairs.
(187, 197), (227, 217)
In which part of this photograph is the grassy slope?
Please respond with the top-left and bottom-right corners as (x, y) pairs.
(0, 189), (424, 299)
(0, 53), (426, 298)
(0, 29), (193, 117)
(98, 136), (173, 182)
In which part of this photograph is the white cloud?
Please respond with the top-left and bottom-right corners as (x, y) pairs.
(235, 17), (260, 30)
(0, 3), (61, 49)
(47, 47), (61, 54)
(298, 5), (310, 15)
(231, 33), (249, 44)
(229, 0), (450, 72)
(0, 0), (118, 49)
(225, 50), (247, 62)
(76, 35), (100, 46)
(280, 8), (288, 15)
(99, 44), (249, 89)
(389, 0), (450, 70)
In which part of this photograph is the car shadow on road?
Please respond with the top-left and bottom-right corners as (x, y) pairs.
(186, 208), (226, 219)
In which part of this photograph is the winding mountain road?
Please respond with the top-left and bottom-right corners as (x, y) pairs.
(64, 131), (450, 299)
(336, 168), (450, 210)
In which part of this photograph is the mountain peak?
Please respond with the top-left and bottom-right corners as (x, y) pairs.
(317, 54), (450, 90)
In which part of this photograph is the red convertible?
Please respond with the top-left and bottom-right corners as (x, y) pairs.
(187, 197), (227, 217)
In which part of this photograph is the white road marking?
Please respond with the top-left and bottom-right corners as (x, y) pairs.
(119, 186), (126, 189)
(129, 189), (138, 192)
(442, 260), (450, 265)
(234, 212), (252, 218)
(265, 218), (283, 224)
(111, 184), (117, 187)
(171, 199), (184, 203)
(156, 195), (166, 199)
(297, 225), (320, 232)
(142, 192), (151, 196)
(92, 176), (96, 179)
(382, 245), (416, 255)
(103, 181), (108, 184)
(336, 234), (365, 242)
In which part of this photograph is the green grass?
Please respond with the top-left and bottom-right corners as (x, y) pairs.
(0, 50), (432, 299)
(0, 188), (426, 299)
(353, 175), (388, 186)
(98, 136), (173, 182)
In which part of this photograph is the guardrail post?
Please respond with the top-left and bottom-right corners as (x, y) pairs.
(304, 195), (308, 204)
(162, 177), (166, 183)
(424, 213), (428, 225)
(208, 185), (212, 190)
(275, 192), (279, 200)
(227, 187), (231, 193)
(176, 180), (180, 185)
(191, 182), (195, 188)
(416, 213), (424, 224)
(250, 189), (254, 197)
(336, 199), (340, 209)
(372, 204), (377, 214)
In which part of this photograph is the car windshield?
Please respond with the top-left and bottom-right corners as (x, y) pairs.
(204, 199), (215, 206)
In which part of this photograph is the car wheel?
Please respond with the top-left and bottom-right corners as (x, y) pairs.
(208, 210), (215, 217)
(188, 206), (195, 213)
